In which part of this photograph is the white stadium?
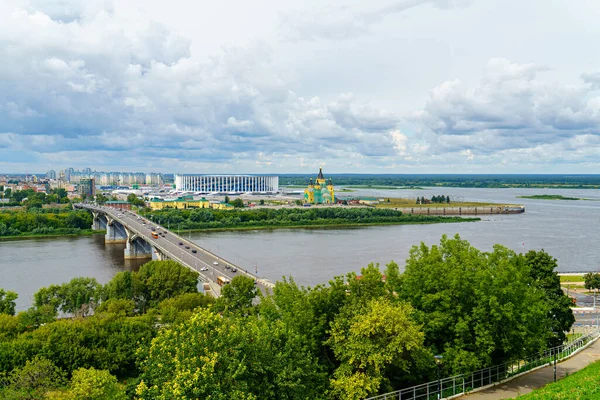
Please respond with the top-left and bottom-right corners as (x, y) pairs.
(175, 174), (279, 194)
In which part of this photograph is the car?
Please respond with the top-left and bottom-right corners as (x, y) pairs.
(200, 267), (208, 271)
(192, 249), (197, 253)
(179, 242), (183, 245)
(225, 264), (230, 269)
(213, 261), (219, 266)
(185, 246), (190, 249)
(163, 231), (167, 235)
(231, 267), (237, 272)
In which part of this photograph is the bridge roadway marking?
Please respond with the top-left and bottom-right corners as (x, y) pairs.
(82, 205), (271, 296)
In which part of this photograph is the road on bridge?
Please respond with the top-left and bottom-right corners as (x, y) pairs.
(78, 204), (273, 297)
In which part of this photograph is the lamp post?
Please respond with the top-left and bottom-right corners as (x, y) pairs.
(552, 331), (558, 382)
(434, 355), (443, 399)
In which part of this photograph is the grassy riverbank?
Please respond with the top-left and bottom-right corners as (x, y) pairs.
(0, 229), (103, 241)
(145, 207), (479, 232)
(0, 208), (94, 239)
(517, 194), (583, 200)
(374, 197), (516, 208)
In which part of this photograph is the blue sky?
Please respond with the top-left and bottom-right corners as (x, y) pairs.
(1, 0), (600, 174)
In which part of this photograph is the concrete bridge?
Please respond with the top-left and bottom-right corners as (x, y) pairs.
(76, 204), (274, 297)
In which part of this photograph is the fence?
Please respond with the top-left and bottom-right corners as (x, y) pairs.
(365, 329), (600, 400)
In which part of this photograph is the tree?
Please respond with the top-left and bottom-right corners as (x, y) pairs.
(216, 275), (258, 314)
(17, 305), (57, 330)
(136, 309), (328, 400)
(33, 278), (101, 316)
(61, 367), (127, 400)
(132, 260), (199, 311)
(2, 356), (66, 400)
(0, 289), (18, 315)
(95, 194), (108, 205)
(400, 235), (549, 374)
(231, 198), (245, 208)
(224, 195), (230, 204)
(525, 250), (575, 344)
(158, 292), (214, 324)
(327, 299), (426, 399)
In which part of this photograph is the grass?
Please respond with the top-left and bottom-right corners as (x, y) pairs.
(0, 229), (103, 241)
(171, 218), (480, 233)
(373, 198), (515, 208)
(516, 359), (600, 399)
(346, 185), (425, 190)
(560, 275), (585, 283)
(517, 194), (583, 200)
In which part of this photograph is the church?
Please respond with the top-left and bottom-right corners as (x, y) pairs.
(304, 167), (335, 204)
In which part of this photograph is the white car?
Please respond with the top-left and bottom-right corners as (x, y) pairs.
(213, 261), (219, 266)
(200, 267), (209, 271)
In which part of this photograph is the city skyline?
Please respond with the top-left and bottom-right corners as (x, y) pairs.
(1, 0), (600, 174)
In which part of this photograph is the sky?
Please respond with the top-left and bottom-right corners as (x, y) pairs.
(1, 0), (600, 174)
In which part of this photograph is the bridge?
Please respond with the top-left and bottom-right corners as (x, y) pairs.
(75, 204), (274, 297)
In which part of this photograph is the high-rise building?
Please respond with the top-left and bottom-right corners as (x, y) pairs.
(46, 170), (56, 180)
(79, 178), (96, 198)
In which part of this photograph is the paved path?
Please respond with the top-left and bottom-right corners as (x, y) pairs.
(461, 338), (600, 399)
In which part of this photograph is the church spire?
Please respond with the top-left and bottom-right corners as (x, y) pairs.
(317, 167), (324, 180)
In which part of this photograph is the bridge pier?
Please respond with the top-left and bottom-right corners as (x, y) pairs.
(123, 227), (153, 259)
(105, 218), (127, 244)
(152, 247), (168, 261)
(92, 212), (107, 231)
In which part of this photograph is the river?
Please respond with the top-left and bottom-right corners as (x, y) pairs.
(1, 187), (599, 311)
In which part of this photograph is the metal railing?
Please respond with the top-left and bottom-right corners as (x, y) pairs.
(366, 329), (600, 400)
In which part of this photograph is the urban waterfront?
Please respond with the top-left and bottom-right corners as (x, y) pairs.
(1, 187), (599, 311)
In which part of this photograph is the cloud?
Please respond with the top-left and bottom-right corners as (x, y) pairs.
(0, 0), (409, 171)
(281, 0), (472, 41)
(416, 58), (600, 165)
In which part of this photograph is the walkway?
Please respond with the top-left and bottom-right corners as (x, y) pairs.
(462, 337), (600, 399)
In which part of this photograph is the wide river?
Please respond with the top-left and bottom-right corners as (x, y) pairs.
(2, 187), (599, 311)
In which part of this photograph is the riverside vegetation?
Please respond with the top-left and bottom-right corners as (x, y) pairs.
(143, 207), (479, 232)
(0, 208), (94, 239)
(0, 236), (575, 399)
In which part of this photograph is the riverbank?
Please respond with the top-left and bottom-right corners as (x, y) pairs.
(0, 229), (104, 241)
(517, 194), (584, 200)
(169, 218), (479, 234)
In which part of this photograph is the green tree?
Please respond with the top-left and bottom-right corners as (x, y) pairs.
(158, 292), (214, 324)
(0, 289), (18, 315)
(102, 271), (134, 302)
(327, 299), (426, 399)
(95, 194), (108, 205)
(1, 356), (66, 400)
(136, 309), (328, 400)
(231, 198), (245, 208)
(524, 250), (575, 344)
(133, 260), (199, 311)
(62, 367), (127, 400)
(400, 235), (549, 374)
(224, 195), (230, 204)
(216, 275), (258, 314)
(17, 305), (57, 330)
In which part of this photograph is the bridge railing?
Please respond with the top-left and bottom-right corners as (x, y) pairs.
(365, 329), (600, 400)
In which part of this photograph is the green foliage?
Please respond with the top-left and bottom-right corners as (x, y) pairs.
(136, 309), (328, 400)
(95, 299), (135, 317)
(132, 260), (199, 311)
(0, 208), (93, 237)
(33, 277), (101, 316)
(17, 305), (57, 330)
(158, 292), (214, 324)
(0, 313), (157, 378)
(328, 299), (426, 400)
(61, 367), (127, 400)
(583, 272), (600, 291)
(0, 290), (17, 316)
(0, 356), (66, 400)
(231, 198), (245, 208)
(400, 234), (549, 374)
(216, 275), (258, 314)
(525, 250), (575, 344)
(95, 194), (109, 205)
(145, 207), (475, 232)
